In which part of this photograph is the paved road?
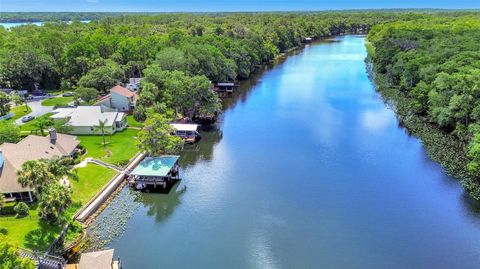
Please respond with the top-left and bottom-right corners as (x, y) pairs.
(15, 99), (54, 125)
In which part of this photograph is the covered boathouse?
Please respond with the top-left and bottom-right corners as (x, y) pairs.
(213, 82), (235, 97)
(128, 156), (180, 191)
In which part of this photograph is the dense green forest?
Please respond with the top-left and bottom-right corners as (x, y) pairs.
(368, 16), (480, 198)
(2, 12), (480, 195)
(0, 12), (118, 22)
(0, 12), (420, 120)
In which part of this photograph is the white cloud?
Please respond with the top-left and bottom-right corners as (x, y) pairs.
(86, 0), (99, 3)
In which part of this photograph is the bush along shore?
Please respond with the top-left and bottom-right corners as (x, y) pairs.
(366, 16), (480, 199)
(370, 69), (474, 187)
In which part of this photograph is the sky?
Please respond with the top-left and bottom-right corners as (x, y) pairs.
(1, 0), (480, 12)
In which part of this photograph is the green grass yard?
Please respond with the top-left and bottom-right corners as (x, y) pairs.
(79, 129), (139, 165)
(0, 164), (118, 250)
(0, 126), (139, 250)
(19, 113), (54, 132)
(127, 115), (144, 128)
(70, 164), (117, 205)
(0, 204), (64, 251)
(41, 96), (74, 107)
(7, 105), (32, 121)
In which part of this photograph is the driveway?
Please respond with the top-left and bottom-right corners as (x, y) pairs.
(15, 99), (54, 125)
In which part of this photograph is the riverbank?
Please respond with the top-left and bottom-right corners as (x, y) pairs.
(87, 35), (480, 269)
(369, 69), (478, 197)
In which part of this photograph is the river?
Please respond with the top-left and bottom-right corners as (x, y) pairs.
(88, 35), (480, 268)
(0, 21), (90, 29)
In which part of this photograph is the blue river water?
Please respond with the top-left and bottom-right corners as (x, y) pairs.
(0, 21), (90, 29)
(90, 35), (480, 268)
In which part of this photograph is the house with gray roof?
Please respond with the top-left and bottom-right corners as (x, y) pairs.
(0, 130), (79, 202)
(51, 105), (127, 135)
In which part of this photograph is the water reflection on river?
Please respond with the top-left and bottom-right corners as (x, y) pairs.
(89, 35), (480, 269)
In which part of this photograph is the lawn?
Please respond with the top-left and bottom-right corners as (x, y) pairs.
(70, 164), (117, 205)
(127, 115), (144, 128)
(79, 129), (139, 165)
(0, 164), (116, 250)
(20, 113), (54, 132)
(0, 204), (64, 251)
(41, 96), (74, 107)
(7, 105), (31, 121)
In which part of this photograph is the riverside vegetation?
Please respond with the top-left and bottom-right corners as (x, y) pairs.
(2, 11), (480, 263)
(367, 16), (480, 198)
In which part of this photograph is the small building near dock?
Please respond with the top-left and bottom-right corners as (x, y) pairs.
(129, 156), (180, 190)
(170, 123), (201, 143)
(67, 249), (121, 269)
(214, 82), (235, 95)
(304, 37), (313, 43)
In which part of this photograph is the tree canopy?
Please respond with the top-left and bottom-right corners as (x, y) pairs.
(368, 16), (480, 198)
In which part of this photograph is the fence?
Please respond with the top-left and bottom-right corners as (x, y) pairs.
(0, 112), (14, 121)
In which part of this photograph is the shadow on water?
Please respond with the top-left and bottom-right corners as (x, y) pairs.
(179, 125), (224, 168)
(142, 183), (187, 223)
(463, 193), (480, 218)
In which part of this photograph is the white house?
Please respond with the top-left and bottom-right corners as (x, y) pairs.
(51, 106), (127, 135)
(0, 131), (79, 202)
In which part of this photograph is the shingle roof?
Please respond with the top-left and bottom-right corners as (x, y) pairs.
(79, 249), (114, 269)
(111, 85), (136, 98)
(0, 134), (79, 194)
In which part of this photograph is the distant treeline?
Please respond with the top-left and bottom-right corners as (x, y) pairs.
(1, 11), (478, 127)
(1, 10), (479, 23)
(368, 15), (480, 198)
(0, 12), (121, 23)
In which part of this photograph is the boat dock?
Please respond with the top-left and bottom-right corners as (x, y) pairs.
(213, 82), (236, 97)
(128, 155), (180, 190)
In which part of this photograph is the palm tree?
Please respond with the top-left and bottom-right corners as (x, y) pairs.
(93, 119), (109, 148)
(17, 159), (53, 195)
(48, 157), (78, 181)
(33, 117), (52, 136)
(38, 183), (72, 223)
(0, 193), (5, 210)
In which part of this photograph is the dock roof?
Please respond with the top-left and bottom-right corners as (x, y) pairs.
(79, 249), (114, 269)
(217, 82), (235, 87)
(170, 123), (199, 132)
(131, 156), (180, 177)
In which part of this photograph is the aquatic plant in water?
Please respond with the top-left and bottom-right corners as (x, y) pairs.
(86, 187), (143, 250)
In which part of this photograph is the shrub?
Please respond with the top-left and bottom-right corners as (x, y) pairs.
(114, 159), (130, 168)
(14, 202), (29, 216)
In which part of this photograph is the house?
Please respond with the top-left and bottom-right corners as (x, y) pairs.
(96, 85), (138, 112)
(110, 85), (137, 112)
(51, 106), (127, 135)
(67, 249), (122, 269)
(0, 130), (79, 202)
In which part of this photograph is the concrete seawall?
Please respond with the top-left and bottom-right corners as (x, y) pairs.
(74, 152), (146, 223)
